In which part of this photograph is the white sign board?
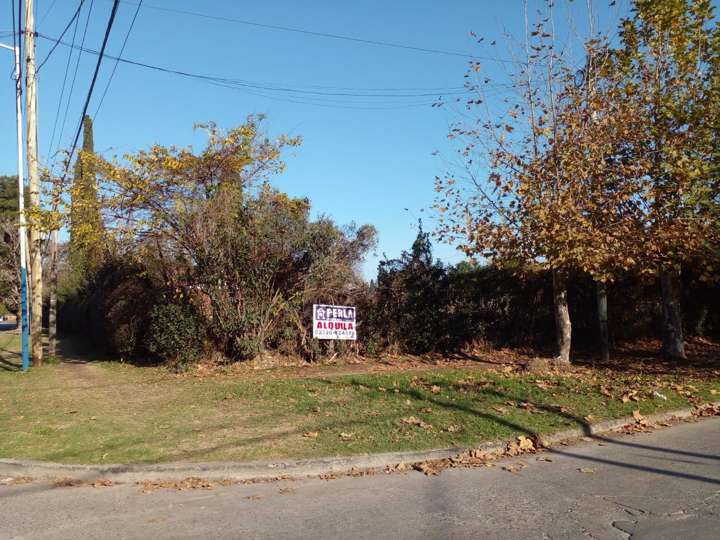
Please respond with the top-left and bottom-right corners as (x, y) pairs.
(313, 304), (356, 340)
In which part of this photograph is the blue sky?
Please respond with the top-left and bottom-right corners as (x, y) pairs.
(0, 0), (634, 278)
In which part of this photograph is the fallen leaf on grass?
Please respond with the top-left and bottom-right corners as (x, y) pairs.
(430, 385), (441, 395)
(400, 416), (433, 430)
(520, 402), (540, 413)
(492, 406), (508, 414)
(583, 415), (595, 423)
(445, 424), (463, 433)
(303, 431), (319, 439)
(621, 390), (640, 403)
(340, 432), (354, 441)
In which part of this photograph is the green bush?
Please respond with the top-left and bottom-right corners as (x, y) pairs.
(146, 302), (207, 370)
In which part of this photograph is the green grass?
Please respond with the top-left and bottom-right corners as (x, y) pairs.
(0, 361), (718, 464)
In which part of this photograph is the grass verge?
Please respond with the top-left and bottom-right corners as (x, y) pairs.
(0, 361), (718, 464)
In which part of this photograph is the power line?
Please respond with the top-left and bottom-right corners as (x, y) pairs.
(52, 0), (94, 174)
(59, 0), (120, 182)
(36, 0), (85, 72)
(115, 0), (511, 63)
(35, 32), (487, 100)
(46, 0), (83, 167)
(38, 0), (60, 28)
(93, 0), (142, 120)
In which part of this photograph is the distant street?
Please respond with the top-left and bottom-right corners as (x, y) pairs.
(2, 417), (719, 540)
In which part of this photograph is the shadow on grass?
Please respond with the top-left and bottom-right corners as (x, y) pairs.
(1, 372), (718, 498)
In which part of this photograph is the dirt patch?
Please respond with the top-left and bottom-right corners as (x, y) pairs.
(59, 361), (105, 386)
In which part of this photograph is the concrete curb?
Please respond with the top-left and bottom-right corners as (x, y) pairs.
(1, 404), (716, 483)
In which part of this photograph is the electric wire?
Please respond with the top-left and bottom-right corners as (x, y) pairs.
(35, 32), (497, 102)
(116, 0), (512, 63)
(51, 0), (94, 174)
(36, 0), (85, 72)
(59, 0), (121, 184)
(45, 0), (82, 169)
(37, 0), (60, 28)
(92, 0), (142, 120)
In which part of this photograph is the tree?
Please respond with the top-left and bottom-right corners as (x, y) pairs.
(0, 176), (27, 317)
(69, 115), (105, 277)
(376, 221), (450, 354)
(85, 116), (376, 361)
(610, 0), (720, 359)
(436, 3), (648, 364)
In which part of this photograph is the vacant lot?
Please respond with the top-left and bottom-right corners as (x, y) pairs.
(1, 353), (718, 465)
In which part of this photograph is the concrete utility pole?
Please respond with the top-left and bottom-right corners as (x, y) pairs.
(25, 0), (43, 365)
(0, 42), (31, 371)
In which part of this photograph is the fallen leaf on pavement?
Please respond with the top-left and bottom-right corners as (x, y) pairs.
(414, 461), (442, 475)
(517, 435), (535, 451)
(578, 468), (596, 474)
(90, 479), (114, 488)
(632, 410), (649, 426)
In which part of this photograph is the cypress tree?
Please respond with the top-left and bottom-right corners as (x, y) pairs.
(69, 115), (104, 277)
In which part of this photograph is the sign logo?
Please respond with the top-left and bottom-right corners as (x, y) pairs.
(313, 304), (356, 340)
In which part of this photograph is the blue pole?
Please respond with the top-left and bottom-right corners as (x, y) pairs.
(20, 266), (30, 371)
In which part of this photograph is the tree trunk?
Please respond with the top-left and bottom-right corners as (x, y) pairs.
(694, 305), (709, 337)
(552, 269), (572, 365)
(660, 267), (686, 360)
(47, 230), (58, 358)
(596, 280), (610, 363)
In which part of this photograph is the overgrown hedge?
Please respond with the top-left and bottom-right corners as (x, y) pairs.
(58, 255), (719, 366)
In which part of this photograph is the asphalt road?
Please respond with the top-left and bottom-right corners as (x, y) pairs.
(2, 417), (719, 540)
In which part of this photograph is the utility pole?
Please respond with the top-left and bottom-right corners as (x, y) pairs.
(0, 42), (31, 371)
(25, 0), (43, 365)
